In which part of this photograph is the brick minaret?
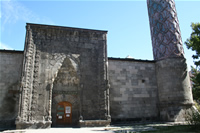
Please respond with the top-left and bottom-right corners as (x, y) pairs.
(147, 0), (193, 121)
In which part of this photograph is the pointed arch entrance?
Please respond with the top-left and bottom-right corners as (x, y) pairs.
(56, 101), (72, 126)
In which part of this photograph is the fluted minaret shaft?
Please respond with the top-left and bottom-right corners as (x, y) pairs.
(147, 0), (193, 122)
(147, 0), (184, 60)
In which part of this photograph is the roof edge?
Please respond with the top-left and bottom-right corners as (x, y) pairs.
(108, 57), (155, 63)
(26, 23), (108, 33)
(0, 49), (24, 53)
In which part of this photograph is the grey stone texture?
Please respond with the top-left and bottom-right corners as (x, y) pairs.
(147, 0), (194, 122)
(79, 120), (111, 127)
(15, 23), (110, 129)
(108, 58), (158, 121)
(155, 57), (193, 121)
(0, 50), (23, 128)
(0, 1), (195, 127)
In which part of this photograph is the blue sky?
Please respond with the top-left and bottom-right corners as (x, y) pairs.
(1, 0), (200, 70)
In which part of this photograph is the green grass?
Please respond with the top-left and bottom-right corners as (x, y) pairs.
(141, 125), (200, 133)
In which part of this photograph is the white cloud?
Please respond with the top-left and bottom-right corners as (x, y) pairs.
(1, 0), (54, 30)
(0, 42), (13, 50)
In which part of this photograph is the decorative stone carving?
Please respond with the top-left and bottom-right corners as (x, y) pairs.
(17, 25), (36, 123)
(16, 23), (109, 128)
(147, 0), (184, 60)
(45, 53), (66, 122)
(30, 49), (40, 121)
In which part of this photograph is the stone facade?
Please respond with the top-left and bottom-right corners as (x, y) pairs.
(0, 0), (195, 129)
(0, 50), (23, 128)
(108, 58), (158, 122)
(14, 23), (110, 129)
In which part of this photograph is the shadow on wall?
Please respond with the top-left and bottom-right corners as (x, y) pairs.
(181, 58), (188, 81)
(0, 82), (20, 128)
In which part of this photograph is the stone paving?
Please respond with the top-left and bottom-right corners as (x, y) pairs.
(1, 122), (187, 133)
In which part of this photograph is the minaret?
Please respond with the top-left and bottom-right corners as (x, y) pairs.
(147, 0), (193, 121)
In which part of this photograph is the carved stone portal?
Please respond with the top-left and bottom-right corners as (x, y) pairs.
(16, 23), (109, 129)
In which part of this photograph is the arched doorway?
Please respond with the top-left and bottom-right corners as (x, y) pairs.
(56, 101), (72, 126)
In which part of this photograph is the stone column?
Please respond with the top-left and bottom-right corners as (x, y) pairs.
(147, 0), (193, 121)
(105, 34), (111, 121)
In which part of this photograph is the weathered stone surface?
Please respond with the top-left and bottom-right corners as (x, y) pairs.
(0, 0), (196, 127)
(0, 50), (23, 128)
(147, 0), (194, 122)
(155, 57), (193, 121)
(108, 58), (158, 122)
(79, 120), (111, 127)
(15, 23), (110, 129)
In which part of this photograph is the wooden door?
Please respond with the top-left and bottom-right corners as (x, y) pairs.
(56, 101), (72, 126)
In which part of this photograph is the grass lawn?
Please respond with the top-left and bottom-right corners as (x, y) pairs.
(141, 125), (200, 133)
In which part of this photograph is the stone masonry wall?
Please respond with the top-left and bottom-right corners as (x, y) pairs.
(16, 23), (109, 128)
(108, 58), (158, 122)
(155, 58), (193, 121)
(0, 50), (23, 128)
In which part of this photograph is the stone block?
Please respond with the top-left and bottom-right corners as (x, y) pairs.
(109, 59), (158, 120)
(0, 51), (23, 129)
(79, 120), (110, 127)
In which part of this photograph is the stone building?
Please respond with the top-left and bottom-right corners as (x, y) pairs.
(0, 0), (195, 129)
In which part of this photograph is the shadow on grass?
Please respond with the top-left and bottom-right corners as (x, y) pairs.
(140, 125), (200, 133)
(108, 125), (200, 133)
(105, 124), (157, 133)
